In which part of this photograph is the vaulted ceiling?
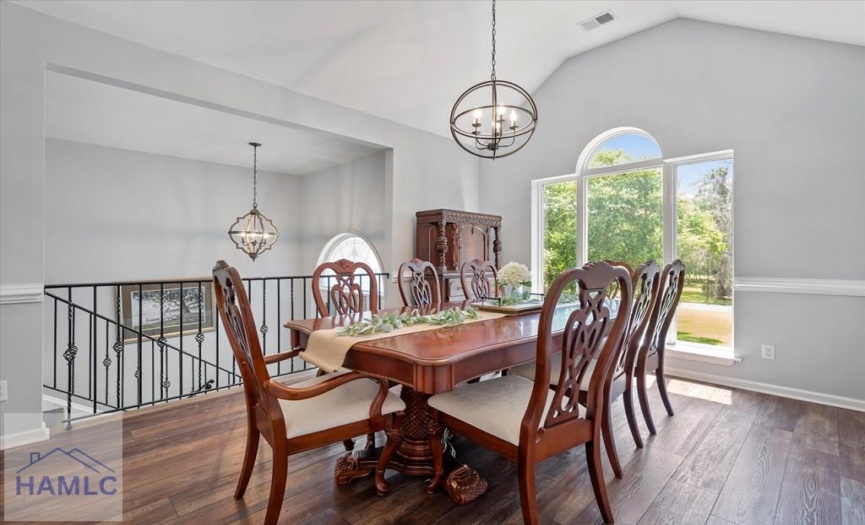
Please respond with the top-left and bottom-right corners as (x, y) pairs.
(17, 0), (865, 161)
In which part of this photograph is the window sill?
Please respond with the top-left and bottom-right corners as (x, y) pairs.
(666, 343), (740, 367)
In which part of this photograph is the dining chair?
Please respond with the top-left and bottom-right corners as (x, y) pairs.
(312, 258), (379, 317)
(311, 258), (380, 452)
(212, 261), (404, 525)
(428, 261), (633, 524)
(459, 258), (498, 302)
(635, 259), (685, 435)
(397, 258), (441, 308)
(510, 260), (659, 479)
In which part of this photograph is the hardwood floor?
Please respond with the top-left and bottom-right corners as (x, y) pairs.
(2, 376), (862, 525)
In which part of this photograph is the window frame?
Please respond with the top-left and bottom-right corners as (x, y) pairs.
(530, 130), (735, 361)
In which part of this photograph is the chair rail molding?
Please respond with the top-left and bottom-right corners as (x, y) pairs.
(734, 277), (865, 297)
(0, 283), (44, 305)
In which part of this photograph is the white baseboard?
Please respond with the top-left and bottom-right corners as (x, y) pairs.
(42, 393), (97, 415)
(665, 367), (865, 412)
(1, 423), (50, 450)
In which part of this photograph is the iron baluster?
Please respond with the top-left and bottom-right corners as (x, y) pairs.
(158, 283), (166, 401)
(260, 280), (268, 356)
(114, 285), (124, 409)
(196, 284), (204, 391)
(64, 288), (77, 429)
(91, 287), (96, 412)
(277, 279), (282, 376)
(179, 282), (184, 398)
(103, 319), (110, 406)
(53, 296), (58, 389)
(136, 283), (143, 406)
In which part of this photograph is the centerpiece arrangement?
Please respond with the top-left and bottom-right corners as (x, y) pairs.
(337, 307), (479, 337)
(496, 262), (536, 305)
(473, 262), (542, 313)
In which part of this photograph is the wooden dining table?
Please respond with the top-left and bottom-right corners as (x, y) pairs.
(284, 302), (549, 503)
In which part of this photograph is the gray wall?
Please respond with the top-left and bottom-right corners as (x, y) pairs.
(45, 139), (305, 283)
(479, 19), (865, 401)
(0, 1), (480, 439)
(298, 151), (388, 274)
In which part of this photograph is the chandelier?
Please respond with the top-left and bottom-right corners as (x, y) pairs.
(228, 142), (279, 261)
(450, 0), (538, 160)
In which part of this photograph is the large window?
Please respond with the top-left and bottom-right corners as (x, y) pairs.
(533, 128), (733, 351)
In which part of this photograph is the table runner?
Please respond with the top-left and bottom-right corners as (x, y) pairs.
(302, 310), (507, 373)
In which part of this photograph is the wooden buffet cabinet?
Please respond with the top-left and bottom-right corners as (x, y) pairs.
(415, 209), (502, 301)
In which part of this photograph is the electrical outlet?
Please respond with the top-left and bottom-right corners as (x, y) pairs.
(0, 380), (7, 402)
(761, 344), (776, 360)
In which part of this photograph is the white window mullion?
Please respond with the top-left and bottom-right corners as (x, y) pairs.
(577, 175), (588, 266)
(662, 161), (676, 266)
(530, 180), (541, 293)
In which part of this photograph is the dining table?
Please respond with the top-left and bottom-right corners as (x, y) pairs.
(284, 301), (553, 504)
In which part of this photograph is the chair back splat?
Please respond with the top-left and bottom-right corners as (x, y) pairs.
(635, 259), (686, 435)
(460, 258), (498, 302)
(312, 259), (378, 317)
(612, 260), (661, 383)
(397, 258), (441, 308)
(533, 262), (633, 444)
(213, 261), (281, 428)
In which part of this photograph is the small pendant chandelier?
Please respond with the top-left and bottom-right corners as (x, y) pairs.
(450, 0), (538, 160)
(228, 142), (279, 261)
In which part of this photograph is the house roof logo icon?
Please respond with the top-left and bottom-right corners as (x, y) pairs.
(16, 448), (116, 475)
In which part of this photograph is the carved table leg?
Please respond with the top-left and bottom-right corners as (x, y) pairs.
(334, 452), (374, 485)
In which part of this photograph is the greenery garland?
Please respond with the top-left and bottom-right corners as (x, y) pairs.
(337, 307), (479, 337)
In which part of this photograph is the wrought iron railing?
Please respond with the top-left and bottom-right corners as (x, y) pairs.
(43, 273), (388, 426)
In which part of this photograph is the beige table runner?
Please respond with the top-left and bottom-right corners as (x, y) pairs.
(302, 310), (507, 373)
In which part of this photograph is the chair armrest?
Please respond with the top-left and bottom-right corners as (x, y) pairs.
(262, 347), (303, 364)
(263, 371), (392, 428)
(264, 370), (378, 401)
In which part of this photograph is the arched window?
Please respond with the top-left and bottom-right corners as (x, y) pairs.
(584, 128), (662, 168)
(532, 128), (733, 353)
(318, 232), (383, 274)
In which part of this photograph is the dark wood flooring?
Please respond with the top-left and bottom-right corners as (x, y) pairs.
(2, 375), (863, 524)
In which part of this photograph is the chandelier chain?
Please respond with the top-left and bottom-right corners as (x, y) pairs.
(252, 144), (258, 209)
(490, 0), (496, 81)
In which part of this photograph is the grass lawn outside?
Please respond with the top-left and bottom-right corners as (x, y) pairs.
(676, 302), (732, 346)
(680, 280), (731, 306)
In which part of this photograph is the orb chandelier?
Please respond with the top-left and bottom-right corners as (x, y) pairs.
(450, 0), (538, 160)
(228, 142), (279, 261)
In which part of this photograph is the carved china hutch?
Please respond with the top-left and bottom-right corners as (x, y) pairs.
(415, 209), (502, 301)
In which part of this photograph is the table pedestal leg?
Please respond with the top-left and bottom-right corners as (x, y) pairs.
(333, 385), (487, 505)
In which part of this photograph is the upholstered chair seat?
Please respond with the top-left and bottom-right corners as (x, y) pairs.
(428, 375), (555, 446)
(278, 372), (404, 439)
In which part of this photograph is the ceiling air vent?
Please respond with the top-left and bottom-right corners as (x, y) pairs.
(579, 11), (615, 31)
